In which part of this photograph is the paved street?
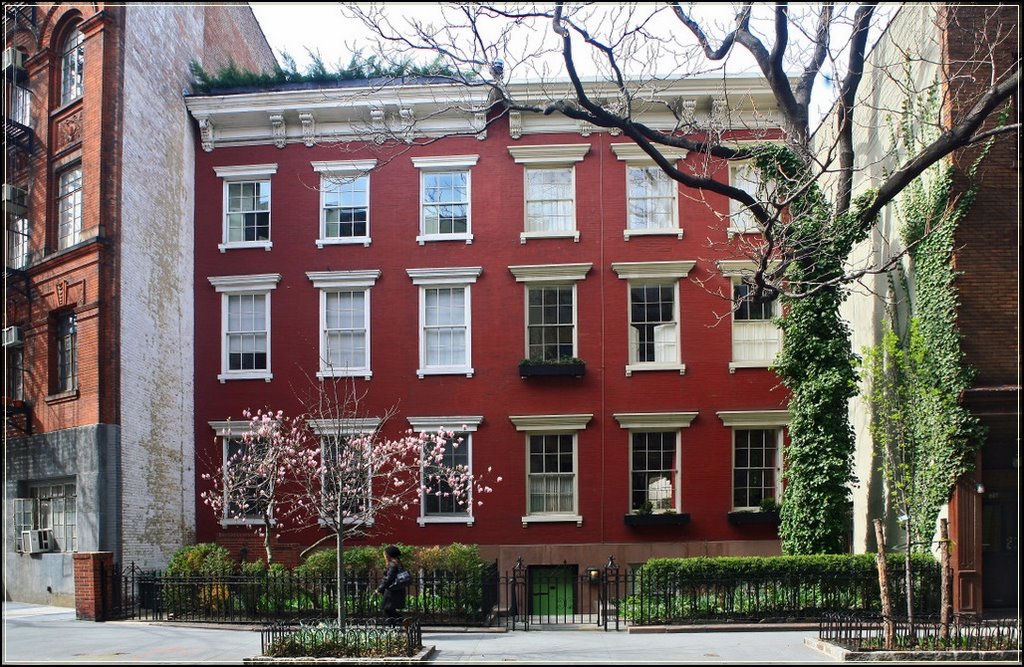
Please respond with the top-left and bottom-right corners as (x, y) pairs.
(3, 603), (832, 664)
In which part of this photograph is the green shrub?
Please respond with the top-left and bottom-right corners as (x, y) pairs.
(265, 621), (418, 658)
(166, 543), (235, 577)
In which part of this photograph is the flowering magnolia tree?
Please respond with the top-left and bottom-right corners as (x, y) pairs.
(202, 394), (499, 626)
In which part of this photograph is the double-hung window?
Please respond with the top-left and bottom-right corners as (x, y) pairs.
(717, 411), (789, 511)
(719, 261), (783, 370)
(312, 160), (376, 247)
(54, 311), (77, 393)
(611, 144), (687, 240)
(215, 164), (276, 251)
(408, 267), (481, 378)
(508, 144), (589, 243)
(60, 29), (84, 106)
(412, 155), (477, 244)
(209, 274), (281, 382)
(510, 413), (591, 526)
(409, 416), (483, 526)
(7, 344), (24, 400)
(309, 418), (381, 527)
(728, 162), (763, 234)
(612, 261), (695, 376)
(307, 270), (381, 379)
(614, 412), (696, 515)
(10, 83), (32, 127)
(208, 420), (280, 525)
(57, 167), (83, 250)
(7, 215), (30, 269)
(509, 263), (591, 362)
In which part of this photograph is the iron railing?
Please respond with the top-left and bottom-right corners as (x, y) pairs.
(260, 618), (422, 658)
(819, 613), (1021, 652)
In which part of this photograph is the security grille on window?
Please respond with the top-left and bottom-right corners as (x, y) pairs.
(56, 312), (77, 392)
(733, 429), (779, 509)
(58, 167), (83, 250)
(227, 294), (267, 371)
(226, 181), (270, 243)
(527, 286), (575, 361)
(630, 432), (677, 512)
(629, 284), (677, 364)
(525, 168), (574, 233)
(528, 434), (575, 514)
(14, 482), (77, 552)
(423, 433), (470, 516)
(422, 171), (469, 235)
(322, 174), (368, 240)
(60, 29), (84, 105)
(626, 166), (675, 230)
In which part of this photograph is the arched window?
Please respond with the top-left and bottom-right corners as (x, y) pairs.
(60, 27), (84, 105)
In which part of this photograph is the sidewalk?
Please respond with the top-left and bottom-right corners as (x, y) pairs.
(3, 602), (833, 664)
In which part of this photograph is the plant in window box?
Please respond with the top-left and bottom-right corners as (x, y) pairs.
(624, 501), (690, 526)
(728, 497), (782, 525)
(518, 356), (586, 378)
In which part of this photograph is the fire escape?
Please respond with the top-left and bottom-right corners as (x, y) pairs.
(5, 3), (37, 436)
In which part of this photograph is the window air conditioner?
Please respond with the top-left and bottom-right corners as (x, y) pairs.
(3, 184), (28, 217)
(3, 326), (23, 348)
(2, 47), (26, 76)
(21, 529), (52, 554)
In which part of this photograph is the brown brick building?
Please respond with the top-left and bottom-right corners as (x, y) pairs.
(3, 3), (275, 605)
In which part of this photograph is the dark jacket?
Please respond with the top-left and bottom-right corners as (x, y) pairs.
(377, 561), (406, 614)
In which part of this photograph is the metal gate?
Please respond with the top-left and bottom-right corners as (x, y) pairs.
(504, 557), (626, 630)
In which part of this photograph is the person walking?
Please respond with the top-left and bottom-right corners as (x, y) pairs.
(376, 545), (407, 622)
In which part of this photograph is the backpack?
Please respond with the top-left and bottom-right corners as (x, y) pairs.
(391, 568), (412, 589)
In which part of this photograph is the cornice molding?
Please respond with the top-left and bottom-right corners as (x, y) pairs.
(716, 410), (791, 427)
(508, 263), (592, 283)
(307, 418), (381, 436)
(407, 267), (482, 286)
(611, 261), (696, 280)
(306, 270), (381, 290)
(613, 412), (699, 429)
(507, 144), (591, 164)
(407, 416), (485, 432)
(509, 414), (593, 432)
(208, 273), (281, 293)
(611, 143), (688, 163)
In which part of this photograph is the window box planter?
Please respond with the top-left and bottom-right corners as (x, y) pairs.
(727, 510), (780, 525)
(518, 361), (586, 378)
(623, 513), (691, 527)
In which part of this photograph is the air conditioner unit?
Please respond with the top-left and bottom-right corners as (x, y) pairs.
(3, 47), (26, 78)
(21, 529), (52, 554)
(3, 326), (23, 347)
(3, 184), (28, 217)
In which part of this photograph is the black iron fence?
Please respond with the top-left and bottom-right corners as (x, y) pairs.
(819, 613), (1021, 652)
(260, 618), (423, 658)
(115, 558), (942, 630)
(118, 562), (498, 625)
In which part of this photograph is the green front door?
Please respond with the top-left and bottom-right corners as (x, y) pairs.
(529, 566), (575, 617)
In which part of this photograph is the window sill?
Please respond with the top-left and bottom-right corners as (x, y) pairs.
(519, 361), (585, 378)
(317, 237), (371, 248)
(220, 518), (271, 527)
(219, 241), (273, 253)
(521, 514), (583, 528)
(727, 227), (761, 238)
(317, 370), (372, 380)
(416, 233), (473, 245)
(44, 389), (79, 405)
(623, 513), (691, 527)
(218, 372), (273, 383)
(520, 231), (580, 244)
(417, 367), (474, 379)
(625, 363), (686, 377)
(417, 515), (475, 527)
(624, 228), (683, 240)
(729, 361), (773, 373)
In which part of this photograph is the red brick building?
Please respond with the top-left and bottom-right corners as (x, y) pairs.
(186, 78), (792, 574)
(4, 3), (275, 605)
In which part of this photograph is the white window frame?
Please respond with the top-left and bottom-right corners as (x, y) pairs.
(15, 479), (77, 552)
(412, 155), (478, 245)
(312, 159), (376, 248)
(717, 410), (789, 511)
(209, 420), (279, 526)
(307, 270), (381, 379)
(718, 261), (783, 371)
(309, 418), (381, 527)
(509, 264), (591, 362)
(613, 412), (697, 515)
(60, 28), (84, 106)
(209, 273), (281, 382)
(611, 143), (687, 240)
(407, 267), (482, 378)
(215, 164), (277, 252)
(612, 261), (695, 376)
(57, 166), (82, 250)
(508, 144), (590, 243)
(728, 161), (763, 235)
(510, 413), (591, 526)
(409, 416), (484, 526)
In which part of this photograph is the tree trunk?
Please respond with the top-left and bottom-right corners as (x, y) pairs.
(939, 518), (951, 641)
(904, 513), (914, 639)
(874, 519), (895, 650)
(336, 530), (345, 628)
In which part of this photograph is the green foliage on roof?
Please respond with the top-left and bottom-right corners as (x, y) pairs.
(190, 50), (473, 94)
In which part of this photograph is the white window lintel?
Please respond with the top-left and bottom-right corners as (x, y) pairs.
(508, 144), (590, 165)
(407, 266), (482, 286)
(611, 143), (687, 163)
(613, 412), (698, 429)
(717, 410), (791, 427)
(311, 159), (378, 174)
(509, 414), (592, 432)
(306, 270), (381, 290)
(411, 155), (479, 170)
(612, 261), (695, 280)
(407, 416), (484, 432)
(307, 418), (381, 436)
(209, 273), (281, 293)
(508, 263), (592, 283)
(214, 164), (278, 179)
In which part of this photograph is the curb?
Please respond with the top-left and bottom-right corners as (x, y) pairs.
(630, 623), (819, 634)
(804, 637), (1022, 662)
(244, 645), (436, 664)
